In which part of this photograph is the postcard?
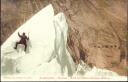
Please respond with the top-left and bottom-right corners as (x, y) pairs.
(1, 0), (127, 81)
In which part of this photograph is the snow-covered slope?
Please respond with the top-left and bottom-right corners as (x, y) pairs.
(1, 4), (54, 75)
(73, 63), (127, 81)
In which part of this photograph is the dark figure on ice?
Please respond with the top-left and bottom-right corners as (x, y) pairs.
(14, 32), (29, 51)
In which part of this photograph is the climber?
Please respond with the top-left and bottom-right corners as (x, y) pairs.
(14, 32), (29, 51)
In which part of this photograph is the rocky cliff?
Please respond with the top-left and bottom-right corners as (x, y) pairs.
(1, 0), (127, 76)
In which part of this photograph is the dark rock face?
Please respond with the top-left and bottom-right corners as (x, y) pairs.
(1, 0), (127, 76)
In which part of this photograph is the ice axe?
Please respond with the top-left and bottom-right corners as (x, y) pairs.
(28, 32), (30, 40)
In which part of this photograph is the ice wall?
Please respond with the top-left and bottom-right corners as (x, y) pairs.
(1, 4), (75, 77)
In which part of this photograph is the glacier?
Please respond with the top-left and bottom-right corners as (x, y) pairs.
(1, 4), (75, 77)
(1, 4), (127, 81)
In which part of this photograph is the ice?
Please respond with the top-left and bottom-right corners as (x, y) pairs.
(1, 4), (75, 76)
(1, 4), (54, 75)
